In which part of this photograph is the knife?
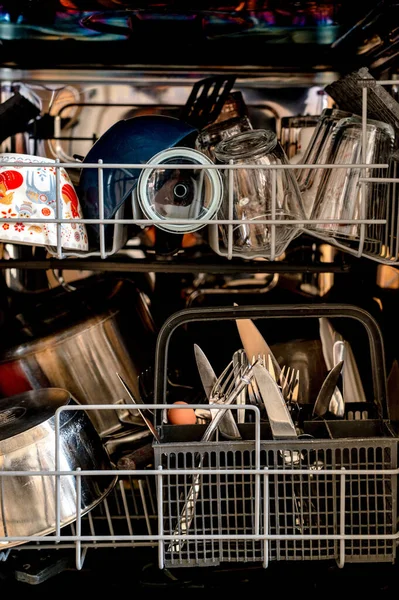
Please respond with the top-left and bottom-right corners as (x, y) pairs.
(252, 362), (316, 532)
(116, 373), (161, 443)
(252, 362), (297, 439)
(194, 344), (241, 440)
(233, 303), (282, 380)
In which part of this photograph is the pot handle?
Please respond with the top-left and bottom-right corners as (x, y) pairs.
(51, 269), (77, 292)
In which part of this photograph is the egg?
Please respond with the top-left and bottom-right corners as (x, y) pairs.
(167, 401), (197, 425)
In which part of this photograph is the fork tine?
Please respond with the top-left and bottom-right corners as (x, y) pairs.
(287, 368), (297, 402)
(211, 360), (233, 399)
(280, 365), (287, 390)
(267, 354), (276, 382)
(291, 370), (300, 403)
(287, 367), (295, 398)
(280, 365), (294, 401)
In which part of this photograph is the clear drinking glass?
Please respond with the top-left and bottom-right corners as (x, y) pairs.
(212, 129), (306, 258)
(308, 116), (395, 243)
(365, 149), (399, 262)
(279, 115), (320, 161)
(296, 108), (352, 217)
(195, 115), (253, 160)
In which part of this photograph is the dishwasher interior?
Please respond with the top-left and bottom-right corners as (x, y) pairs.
(1, 0), (399, 592)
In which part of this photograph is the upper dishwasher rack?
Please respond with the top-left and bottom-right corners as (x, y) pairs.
(0, 76), (398, 266)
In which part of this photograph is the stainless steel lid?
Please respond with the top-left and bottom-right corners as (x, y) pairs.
(0, 388), (72, 443)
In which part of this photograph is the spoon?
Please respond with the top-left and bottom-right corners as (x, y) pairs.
(328, 340), (345, 417)
(312, 360), (345, 418)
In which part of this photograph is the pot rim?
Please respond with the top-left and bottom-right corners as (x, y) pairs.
(0, 309), (121, 362)
(0, 388), (77, 455)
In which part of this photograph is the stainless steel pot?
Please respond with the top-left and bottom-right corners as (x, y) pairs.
(0, 277), (157, 437)
(0, 388), (117, 549)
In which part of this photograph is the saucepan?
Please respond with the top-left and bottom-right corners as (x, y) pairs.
(0, 388), (117, 549)
(0, 276), (157, 437)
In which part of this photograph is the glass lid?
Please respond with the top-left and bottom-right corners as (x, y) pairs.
(137, 147), (222, 234)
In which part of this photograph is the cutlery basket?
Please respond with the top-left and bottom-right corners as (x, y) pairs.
(153, 304), (399, 568)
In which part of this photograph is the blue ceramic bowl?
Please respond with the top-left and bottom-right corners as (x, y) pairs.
(77, 115), (197, 244)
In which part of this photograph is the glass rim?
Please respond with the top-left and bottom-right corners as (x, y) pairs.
(214, 129), (278, 162)
(136, 146), (223, 233)
(197, 115), (252, 139)
(333, 115), (395, 137)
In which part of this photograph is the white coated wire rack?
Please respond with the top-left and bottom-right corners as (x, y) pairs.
(1, 404), (398, 572)
(0, 79), (398, 264)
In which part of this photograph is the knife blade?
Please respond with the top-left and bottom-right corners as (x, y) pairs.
(252, 362), (297, 439)
(251, 362), (315, 531)
(116, 372), (161, 443)
(233, 303), (282, 379)
(194, 344), (241, 440)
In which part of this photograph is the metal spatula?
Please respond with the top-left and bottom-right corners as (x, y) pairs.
(179, 75), (236, 130)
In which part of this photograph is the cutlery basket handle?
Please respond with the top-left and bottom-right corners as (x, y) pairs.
(154, 303), (388, 426)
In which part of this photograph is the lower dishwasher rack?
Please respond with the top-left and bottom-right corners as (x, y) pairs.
(0, 467), (159, 564)
(0, 406), (399, 572)
(1, 303), (399, 573)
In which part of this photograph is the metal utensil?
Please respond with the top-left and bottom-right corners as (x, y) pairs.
(252, 363), (316, 534)
(234, 304), (282, 379)
(233, 348), (247, 424)
(328, 340), (345, 417)
(116, 373), (161, 443)
(194, 344), (241, 440)
(280, 365), (301, 423)
(319, 317), (366, 404)
(201, 361), (254, 443)
(312, 360), (345, 418)
(252, 362), (298, 439)
(179, 75), (236, 130)
(169, 361), (254, 552)
(280, 365), (300, 403)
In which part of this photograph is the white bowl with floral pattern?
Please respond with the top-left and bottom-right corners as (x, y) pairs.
(0, 153), (88, 251)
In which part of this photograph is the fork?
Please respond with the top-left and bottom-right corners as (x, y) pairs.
(169, 360), (255, 552)
(250, 357), (301, 420)
(280, 365), (301, 423)
(233, 349), (248, 424)
(280, 365), (300, 402)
